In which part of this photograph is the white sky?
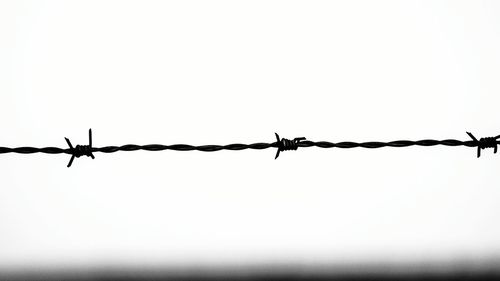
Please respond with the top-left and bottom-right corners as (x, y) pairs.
(1, 0), (500, 272)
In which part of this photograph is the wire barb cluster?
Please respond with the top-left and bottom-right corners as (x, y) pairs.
(466, 131), (500, 158)
(274, 133), (306, 159)
(65, 129), (95, 167)
(0, 129), (498, 167)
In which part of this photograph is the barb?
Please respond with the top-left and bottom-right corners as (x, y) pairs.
(0, 129), (498, 167)
(65, 129), (95, 167)
(466, 131), (500, 158)
(274, 133), (306, 159)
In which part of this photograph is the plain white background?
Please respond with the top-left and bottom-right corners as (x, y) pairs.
(1, 0), (500, 272)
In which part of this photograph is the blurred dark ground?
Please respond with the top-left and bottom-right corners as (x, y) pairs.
(1, 263), (499, 281)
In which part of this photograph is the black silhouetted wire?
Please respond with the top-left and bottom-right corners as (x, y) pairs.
(0, 129), (498, 167)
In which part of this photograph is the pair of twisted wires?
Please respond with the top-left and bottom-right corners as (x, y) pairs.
(0, 129), (498, 167)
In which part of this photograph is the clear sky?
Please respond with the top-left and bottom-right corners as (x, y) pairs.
(1, 0), (500, 274)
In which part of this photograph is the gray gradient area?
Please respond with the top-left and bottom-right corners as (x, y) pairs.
(2, 262), (500, 280)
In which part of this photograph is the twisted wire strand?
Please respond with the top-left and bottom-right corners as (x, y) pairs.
(0, 129), (498, 167)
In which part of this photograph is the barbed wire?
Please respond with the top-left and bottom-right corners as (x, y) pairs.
(0, 129), (498, 167)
